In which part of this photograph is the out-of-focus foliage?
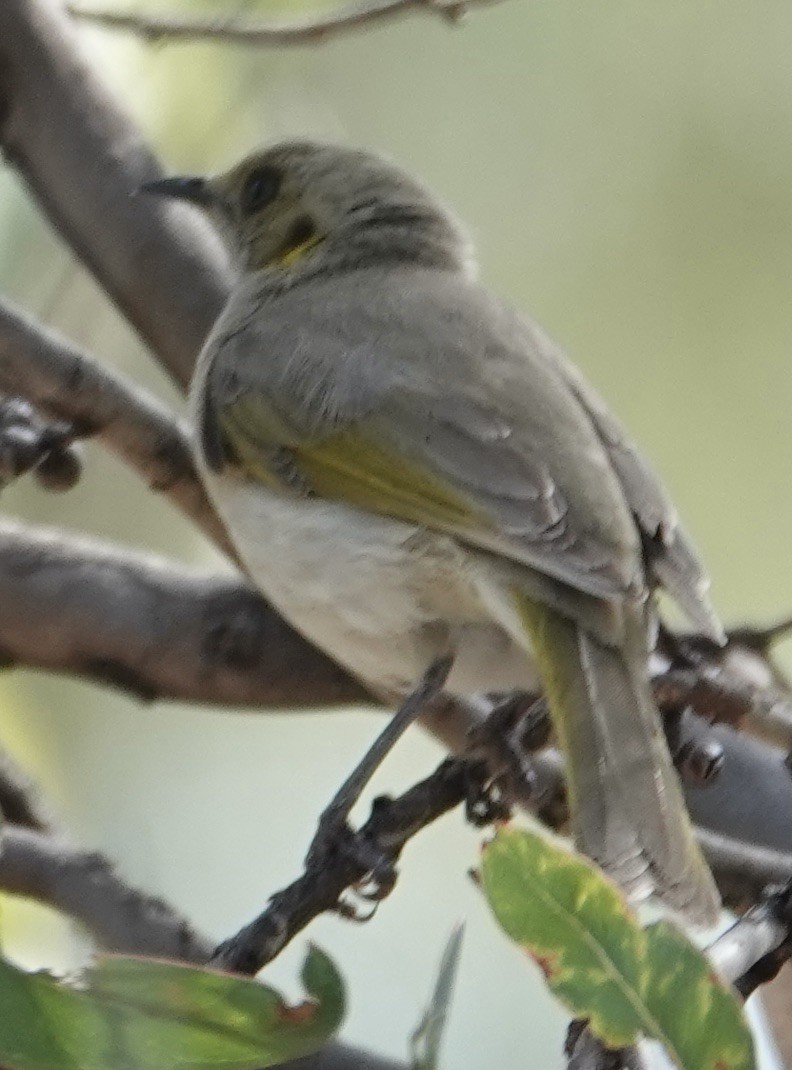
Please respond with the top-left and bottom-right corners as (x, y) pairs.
(481, 828), (754, 1070)
(0, 945), (343, 1070)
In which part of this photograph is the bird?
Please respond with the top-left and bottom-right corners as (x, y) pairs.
(144, 141), (722, 924)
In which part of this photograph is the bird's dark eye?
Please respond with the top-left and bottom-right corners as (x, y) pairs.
(240, 166), (282, 215)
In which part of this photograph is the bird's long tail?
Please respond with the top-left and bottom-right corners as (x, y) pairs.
(516, 595), (720, 926)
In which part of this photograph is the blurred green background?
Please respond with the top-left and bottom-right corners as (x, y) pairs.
(1, 0), (791, 1065)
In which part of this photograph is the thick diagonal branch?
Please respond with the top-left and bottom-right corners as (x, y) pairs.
(0, 0), (231, 390)
(0, 298), (232, 552)
(0, 519), (366, 707)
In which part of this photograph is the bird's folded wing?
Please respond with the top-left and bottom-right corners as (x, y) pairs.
(216, 379), (643, 606)
(547, 347), (723, 640)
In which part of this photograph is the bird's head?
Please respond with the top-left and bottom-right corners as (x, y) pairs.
(142, 140), (474, 278)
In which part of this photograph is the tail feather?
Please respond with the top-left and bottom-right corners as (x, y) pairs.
(516, 595), (720, 926)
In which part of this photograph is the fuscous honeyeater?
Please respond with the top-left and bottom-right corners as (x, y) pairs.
(146, 142), (722, 924)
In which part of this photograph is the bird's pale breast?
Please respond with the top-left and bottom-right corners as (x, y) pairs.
(201, 465), (539, 700)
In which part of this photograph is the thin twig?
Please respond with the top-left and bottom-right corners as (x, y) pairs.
(656, 625), (792, 746)
(707, 897), (789, 993)
(67, 0), (510, 47)
(212, 663), (505, 977)
(211, 757), (487, 974)
(698, 829), (792, 910)
(212, 661), (469, 974)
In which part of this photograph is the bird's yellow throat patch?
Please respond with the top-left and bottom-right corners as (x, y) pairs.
(276, 227), (325, 268)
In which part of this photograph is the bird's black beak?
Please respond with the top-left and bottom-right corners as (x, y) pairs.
(139, 175), (217, 207)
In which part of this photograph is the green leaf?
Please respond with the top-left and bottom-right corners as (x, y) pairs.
(300, 943), (346, 1037)
(410, 923), (464, 1070)
(642, 922), (756, 1070)
(0, 945), (344, 1070)
(480, 827), (754, 1070)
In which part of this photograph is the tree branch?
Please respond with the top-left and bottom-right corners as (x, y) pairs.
(0, 0), (376, 711)
(698, 829), (792, 911)
(2, 737), (787, 1070)
(0, 742), (203, 957)
(0, 0), (231, 390)
(685, 724), (792, 856)
(0, 826), (211, 960)
(707, 895), (790, 993)
(656, 624), (792, 748)
(212, 753), (498, 975)
(0, 823), (406, 1070)
(0, 297), (232, 553)
(66, 0), (509, 47)
(0, 519), (366, 708)
(0, 750), (405, 1070)
(4, 515), (792, 873)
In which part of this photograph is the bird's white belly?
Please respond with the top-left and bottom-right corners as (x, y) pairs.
(205, 472), (538, 699)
